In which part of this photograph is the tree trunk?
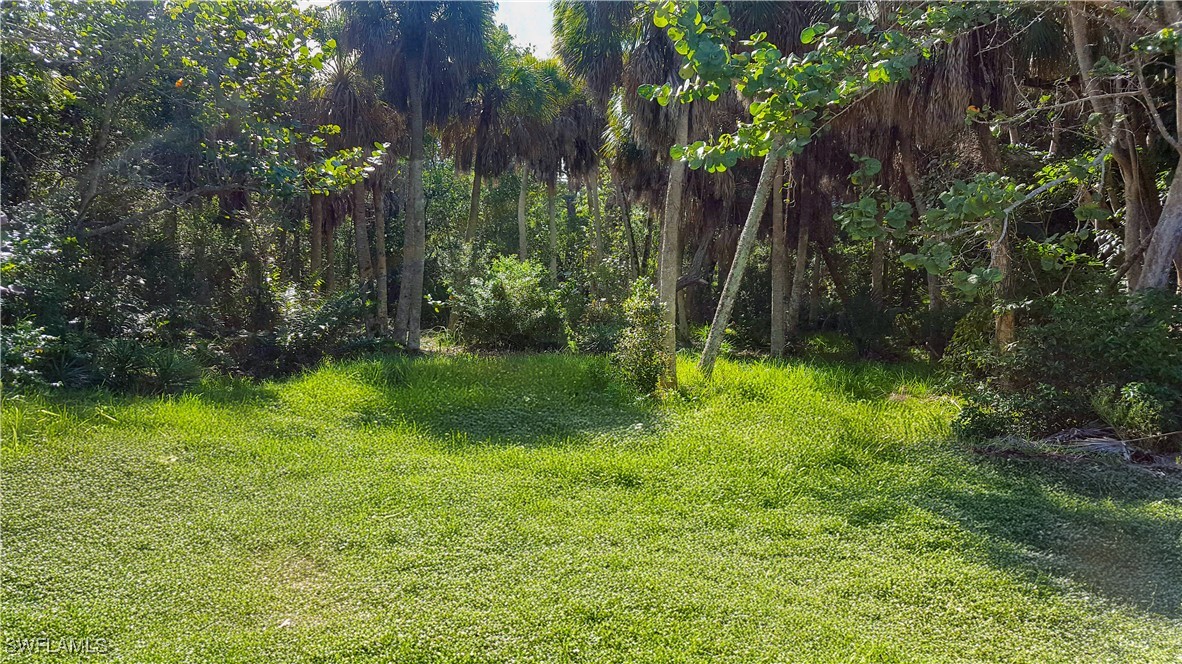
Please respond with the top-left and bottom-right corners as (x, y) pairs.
(870, 237), (886, 307)
(622, 194), (640, 278)
(1137, 0), (1182, 290)
(699, 142), (783, 378)
(1138, 160), (1182, 290)
(547, 182), (558, 279)
(353, 182), (373, 286)
(394, 61), (426, 350)
(770, 159), (788, 356)
(974, 120), (1016, 349)
(657, 107), (689, 387)
(372, 178), (389, 334)
(465, 170), (482, 241)
(641, 208), (655, 276)
(325, 208), (336, 293)
(786, 220), (809, 339)
(808, 251), (822, 327)
(310, 194), (324, 288)
(1070, 4), (1152, 289)
(517, 163), (529, 260)
(588, 176), (604, 262)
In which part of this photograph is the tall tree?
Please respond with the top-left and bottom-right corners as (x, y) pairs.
(347, 1), (494, 350)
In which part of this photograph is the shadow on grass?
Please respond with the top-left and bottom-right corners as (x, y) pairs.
(344, 353), (656, 447)
(931, 455), (1182, 618)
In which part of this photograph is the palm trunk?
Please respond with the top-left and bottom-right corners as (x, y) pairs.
(394, 61), (426, 350)
(547, 182), (558, 279)
(517, 163), (529, 260)
(786, 220), (810, 339)
(657, 108), (689, 387)
(325, 207), (336, 293)
(641, 208), (655, 275)
(588, 176), (604, 262)
(353, 182), (374, 286)
(808, 252), (822, 327)
(899, 143), (942, 313)
(622, 194), (640, 278)
(372, 178), (388, 334)
(699, 142), (783, 378)
(465, 170), (482, 241)
(310, 194), (324, 288)
(770, 159), (788, 356)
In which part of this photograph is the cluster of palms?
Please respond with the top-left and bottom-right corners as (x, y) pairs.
(299, 0), (1181, 371)
(301, 2), (598, 349)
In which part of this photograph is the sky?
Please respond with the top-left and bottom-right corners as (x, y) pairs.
(496, 1), (554, 58)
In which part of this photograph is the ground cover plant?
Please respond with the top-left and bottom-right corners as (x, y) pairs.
(3, 353), (1180, 663)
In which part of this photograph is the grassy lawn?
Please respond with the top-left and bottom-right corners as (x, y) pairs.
(3, 353), (1180, 662)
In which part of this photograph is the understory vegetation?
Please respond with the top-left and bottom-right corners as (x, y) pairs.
(3, 354), (1180, 662)
(4, 0), (1182, 452)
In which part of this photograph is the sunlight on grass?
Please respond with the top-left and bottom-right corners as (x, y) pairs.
(3, 354), (1180, 662)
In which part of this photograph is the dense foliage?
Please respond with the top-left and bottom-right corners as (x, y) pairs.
(3, 0), (1181, 449)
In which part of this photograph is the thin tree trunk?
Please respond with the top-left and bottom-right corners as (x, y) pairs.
(641, 208), (655, 276)
(820, 246), (854, 312)
(974, 120), (1015, 349)
(588, 176), (604, 262)
(699, 142), (783, 378)
(373, 178), (388, 334)
(394, 61), (426, 350)
(1070, 4), (1152, 289)
(622, 194), (640, 278)
(770, 159), (788, 356)
(465, 170), (482, 241)
(325, 207), (336, 293)
(657, 107), (689, 387)
(517, 163), (529, 260)
(786, 220), (809, 339)
(808, 251), (822, 327)
(310, 194), (324, 288)
(547, 182), (558, 279)
(353, 182), (373, 286)
(899, 143), (943, 313)
(870, 238), (886, 306)
(677, 289), (690, 344)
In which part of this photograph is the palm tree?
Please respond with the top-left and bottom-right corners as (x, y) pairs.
(441, 26), (518, 242)
(306, 42), (402, 331)
(346, 1), (494, 350)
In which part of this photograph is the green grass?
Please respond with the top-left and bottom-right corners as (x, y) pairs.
(3, 353), (1180, 663)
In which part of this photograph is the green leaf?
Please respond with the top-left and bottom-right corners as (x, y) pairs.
(801, 27), (816, 44)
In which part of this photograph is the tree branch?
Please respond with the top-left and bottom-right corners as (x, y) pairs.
(82, 186), (244, 238)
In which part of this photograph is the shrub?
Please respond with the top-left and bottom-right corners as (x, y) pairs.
(97, 339), (201, 394)
(1, 320), (56, 388)
(948, 290), (1182, 448)
(273, 286), (371, 372)
(613, 280), (670, 393)
(1091, 382), (1178, 449)
(571, 297), (626, 353)
(141, 347), (202, 394)
(452, 257), (567, 350)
